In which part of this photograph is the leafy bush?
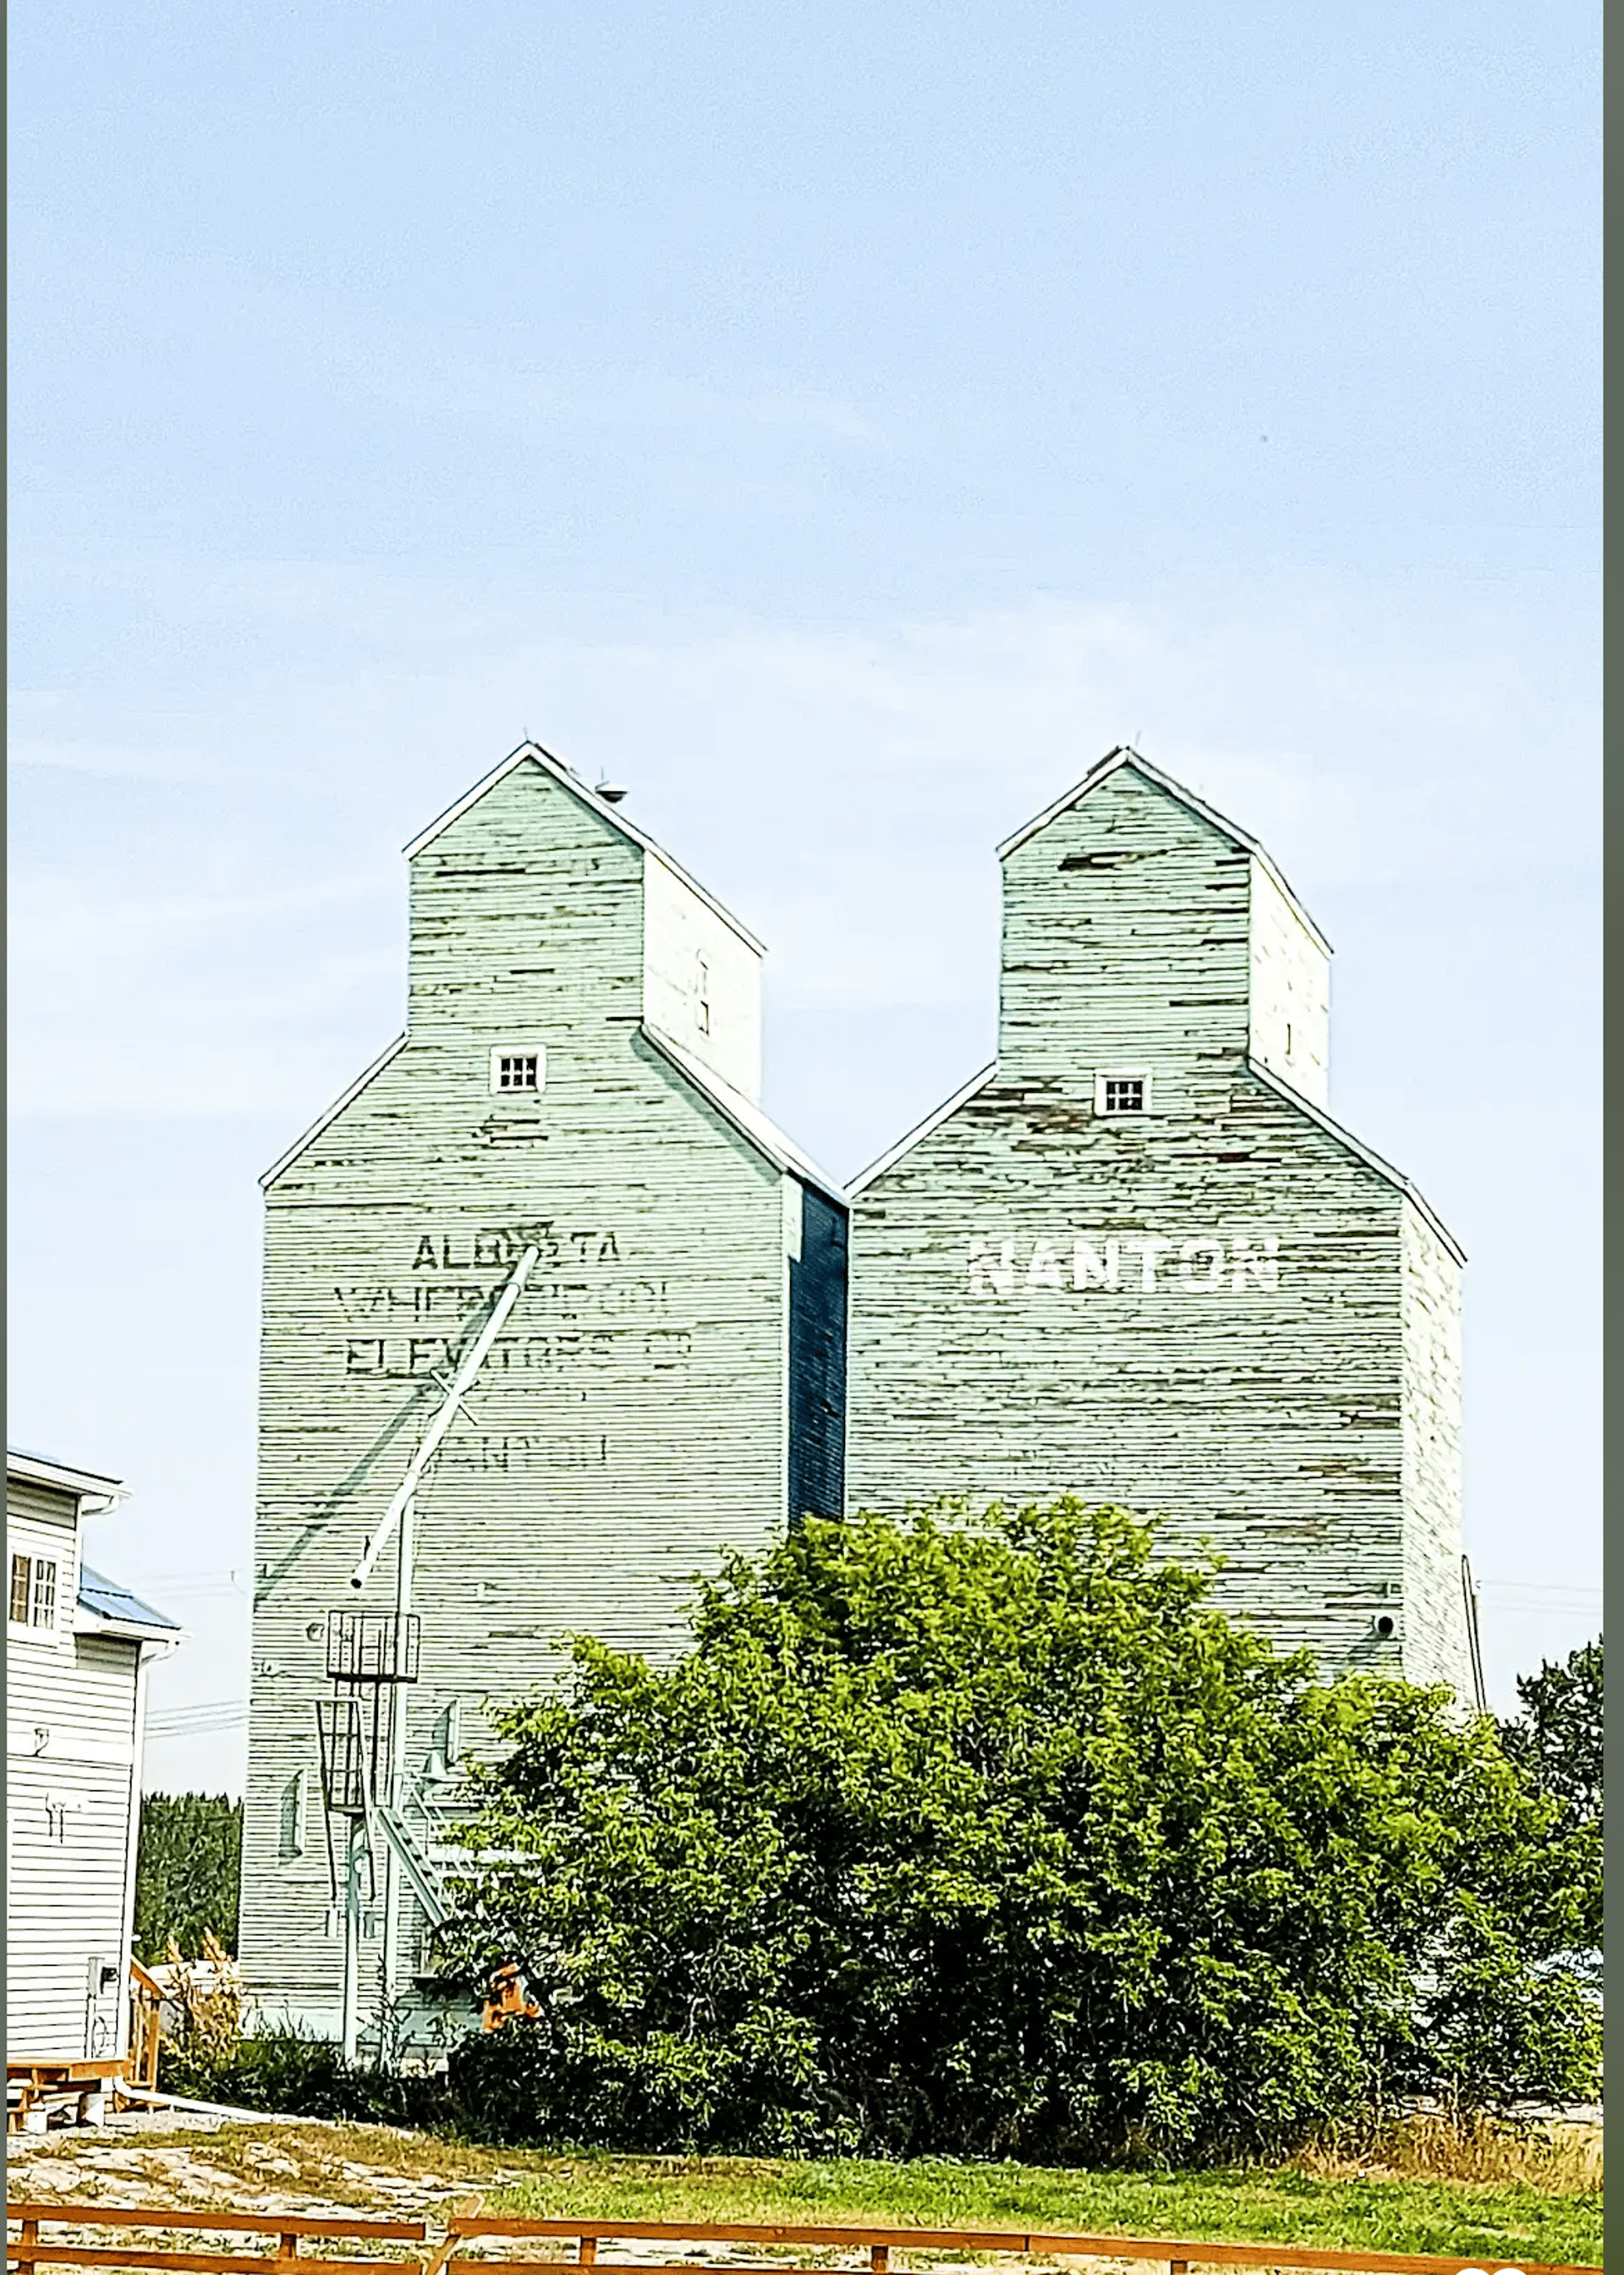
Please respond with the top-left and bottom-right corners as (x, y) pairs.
(135, 1794), (243, 1962)
(433, 1501), (1601, 2163)
(160, 2019), (445, 2125)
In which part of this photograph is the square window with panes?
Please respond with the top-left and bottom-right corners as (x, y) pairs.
(489, 1043), (547, 1096)
(1097, 1073), (1149, 1115)
(9, 1552), (58, 1630)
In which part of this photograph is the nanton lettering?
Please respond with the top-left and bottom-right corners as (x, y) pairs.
(968, 1233), (1282, 1296)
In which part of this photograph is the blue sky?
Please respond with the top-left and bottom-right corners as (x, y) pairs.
(9, 1), (1599, 1790)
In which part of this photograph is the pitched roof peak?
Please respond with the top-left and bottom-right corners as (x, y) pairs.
(403, 741), (765, 953)
(996, 747), (1330, 957)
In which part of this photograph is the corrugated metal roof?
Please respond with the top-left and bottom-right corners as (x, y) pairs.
(77, 1564), (180, 1634)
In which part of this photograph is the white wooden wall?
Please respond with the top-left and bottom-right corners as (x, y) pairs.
(6, 1485), (141, 2063)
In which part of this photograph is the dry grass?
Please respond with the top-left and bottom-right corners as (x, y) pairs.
(9, 2114), (1603, 2266)
(1292, 2113), (1604, 2192)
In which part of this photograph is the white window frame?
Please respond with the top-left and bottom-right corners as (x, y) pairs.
(8, 1549), (60, 1638)
(488, 1043), (547, 1097)
(1094, 1067), (1153, 1116)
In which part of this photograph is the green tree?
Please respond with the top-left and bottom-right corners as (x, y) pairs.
(438, 1503), (1600, 2162)
(1498, 1635), (1602, 1968)
(134, 1793), (244, 1962)
(1499, 1636), (1602, 1835)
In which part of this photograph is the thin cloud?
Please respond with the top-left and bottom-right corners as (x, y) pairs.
(8, 586), (1598, 1118)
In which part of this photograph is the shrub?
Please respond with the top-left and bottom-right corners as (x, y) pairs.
(160, 2019), (445, 2125)
(135, 1794), (243, 1962)
(433, 1501), (1601, 2162)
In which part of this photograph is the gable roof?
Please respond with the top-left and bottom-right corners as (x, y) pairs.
(640, 1025), (848, 1208)
(1243, 1058), (1465, 1262)
(261, 1032), (409, 1191)
(404, 741), (766, 954)
(997, 746), (1332, 957)
(77, 1564), (181, 1638)
(848, 1061), (998, 1195)
(848, 1055), (1462, 1257)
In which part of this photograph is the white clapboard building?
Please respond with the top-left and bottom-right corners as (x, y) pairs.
(7, 1449), (181, 2085)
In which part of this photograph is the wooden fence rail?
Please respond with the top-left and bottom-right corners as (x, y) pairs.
(8, 2206), (1600, 2275)
(7, 2204), (427, 2275)
(441, 2213), (1601, 2275)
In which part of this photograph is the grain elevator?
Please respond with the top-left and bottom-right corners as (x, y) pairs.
(239, 745), (847, 2047)
(845, 746), (1478, 1698)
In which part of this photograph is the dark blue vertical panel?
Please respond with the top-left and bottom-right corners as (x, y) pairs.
(787, 1184), (848, 1523)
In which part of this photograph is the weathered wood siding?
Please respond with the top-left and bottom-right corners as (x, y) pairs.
(1399, 1206), (1473, 1694)
(642, 851), (763, 1098)
(1248, 860), (1330, 1107)
(7, 1482), (140, 2063)
(848, 759), (1470, 1691)
(241, 756), (846, 2039)
(999, 769), (1252, 1095)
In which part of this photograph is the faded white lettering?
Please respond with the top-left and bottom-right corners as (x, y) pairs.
(963, 1231), (1287, 1297)
(1230, 1234), (1281, 1292)
(1179, 1238), (1226, 1292)
(1073, 1239), (1121, 1289)
(1127, 1234), (1175, 1290)
(1026, 1240), (1066, 1291)
(968, 1239), (1017, 1296)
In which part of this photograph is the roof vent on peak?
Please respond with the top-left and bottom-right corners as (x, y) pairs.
(595, 779), (628, 805)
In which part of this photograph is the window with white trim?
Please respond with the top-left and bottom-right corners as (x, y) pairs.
(488, 1044), (546, 1096)
(9, 1552), (58, 1632)
(1095, 1069), (1151, 1116)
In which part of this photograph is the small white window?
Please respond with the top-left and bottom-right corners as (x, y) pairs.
(489, 1044), (546, 1096)
(9, 1552), (58, 1632)
(695, 955), (712, 1036)
(1095, 1069), (1151, 1116)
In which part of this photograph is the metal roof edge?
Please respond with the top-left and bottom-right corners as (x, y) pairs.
(1243, 1058), (1467, 1264)
(7, 1450), (126, 1502)
(848, 1061), (999, 1195)
(74, 1611), (185, 1648)
(74, 1604), (183, 1640)
(639, 1024), (848, 1206)
(404, 742), (766, 954)
(997, 747), (1332, 959)
(260, 1034), (409, 1190)
(78, 1564), (180, 1628)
